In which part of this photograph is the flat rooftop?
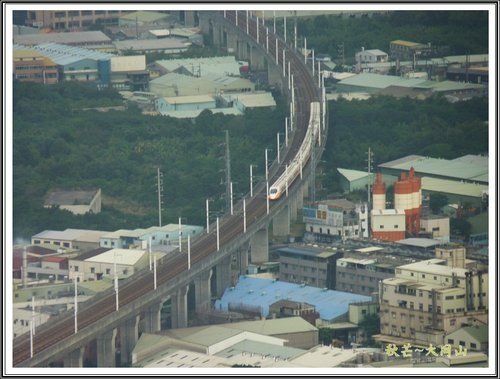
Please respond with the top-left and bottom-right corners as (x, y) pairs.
(45, 188), (99, 206)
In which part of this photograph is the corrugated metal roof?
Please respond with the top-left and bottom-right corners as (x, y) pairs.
(422, 177), (488, 198)
(221, 92), (276, 108)
(379, 154), (488, 184)
(215, 276), (371, 321)
(337, 168), (372, 182)
(395, 238), (442, 248)
(357, 49), (387, 56)
(85, 248), (145, 265)
(114, 38), (190, 52)
(32, 228), (107, 242)
(162, 94), (215, 104)
(120, 11), (168, 23)
(14, 31), (111, 46)
(338, 73), (427, 89)
(155, 56), (242, 77)
(31, 42), (111, 66)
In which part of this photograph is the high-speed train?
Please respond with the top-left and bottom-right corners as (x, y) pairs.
(269, 101), (321, 200)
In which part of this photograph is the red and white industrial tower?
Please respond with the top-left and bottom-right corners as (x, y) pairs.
(394, 167), (422, 236)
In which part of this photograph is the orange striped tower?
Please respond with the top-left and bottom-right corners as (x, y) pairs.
(372, 172), (386, 211)
(394, 167), (422, 236)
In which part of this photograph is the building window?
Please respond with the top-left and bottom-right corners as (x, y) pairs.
(422, 274), (425, 278)
(470, 343), (477, 349)
(74, 266), (79, 272)
(106, 269), (111, 275)
(459, 341), (465, 347)
(90, 267), (95, 274)
(419, 303), (423, 311)
(448, 338), (454, 344)
(379, 225), (384, 229)
(394, 225), (398, 228)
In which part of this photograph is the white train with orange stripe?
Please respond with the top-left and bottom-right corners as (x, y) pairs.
(269, 102), (321, 200)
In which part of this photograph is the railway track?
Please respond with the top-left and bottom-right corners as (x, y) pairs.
(13, 10), (321, 366)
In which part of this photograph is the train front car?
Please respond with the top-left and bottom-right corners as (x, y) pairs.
(268, 185), (283, 200)
(268, 102), (321, 201)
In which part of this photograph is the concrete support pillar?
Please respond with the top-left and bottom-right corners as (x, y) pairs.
(215, 255), (232, 298)
(143, 301), (164, 334)
(290, 194), (298, 221)
(302, 182), (309, 198)
(96, 328), (117, 367)
(250, 228), (269, 263)
(195, 269), (213, 313)
(171, 285), (189, 329)
(273, 205), (290, 236)
(239, 245), (249, 276)
(120, 314), (140, 367)
(63, 346), (84, 368)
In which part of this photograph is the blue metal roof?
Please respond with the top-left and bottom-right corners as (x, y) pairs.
(215, 276), (371, 321)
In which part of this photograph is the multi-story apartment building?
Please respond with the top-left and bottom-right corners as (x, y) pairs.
(25, 10), (129, 30)
(277, 245), (342, 289)
(336, 257), (398, 296)
(376, 245), (488, 347)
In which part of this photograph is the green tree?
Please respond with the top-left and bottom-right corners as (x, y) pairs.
(429, 193), (449, 214)
(358, 313), (380, 346)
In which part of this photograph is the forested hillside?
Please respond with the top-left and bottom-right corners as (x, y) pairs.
(13, 82), (287, 239)
(324, 95), (489, 192)
(296, 11), (488, 63)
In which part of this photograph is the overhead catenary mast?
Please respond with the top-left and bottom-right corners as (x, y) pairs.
(157, 168), (163, 227)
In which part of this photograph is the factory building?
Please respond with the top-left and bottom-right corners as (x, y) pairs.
(13, 47), (59, 84)
(25, 10), (128, 31)
(215, 276), (371, 324)
(371, 169), (422, 241)
(303, 199), (369, 242)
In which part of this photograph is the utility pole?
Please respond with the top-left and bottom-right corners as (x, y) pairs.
(338, 42), (345, 67)
(224, 130), (231, 213)
(366, 147), (374, 214)
(157, 168), (163, 227)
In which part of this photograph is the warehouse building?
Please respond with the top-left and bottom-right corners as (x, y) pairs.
(219, 92), (276, 112)
(215, 276), (371, 323)
(31, 228), (108, 252)
(154, 56), (246, 78)
(118, 11), (170, 27)
(109, 55), (149, 91)
(155, 94), (216, 113)
(68, 247), (151, 282)
(99, 224), (204, 250)
(113, 38), (190, 55)
(378, 154), (488, 185)
(150, 72), (254, 97)
(13, 30), (114, 51)
(337, 168), (374, 192)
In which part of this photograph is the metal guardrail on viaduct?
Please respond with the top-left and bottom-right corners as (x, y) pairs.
(12, 10), (326, 368)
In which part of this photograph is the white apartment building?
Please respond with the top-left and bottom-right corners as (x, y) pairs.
(376, 245), (488, 347)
